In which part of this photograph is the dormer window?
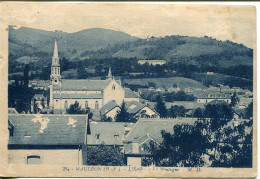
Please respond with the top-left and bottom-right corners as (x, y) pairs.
(95, 133), (100, 140)
(112, 85), (116, 90)
(114, 134), (119, 139)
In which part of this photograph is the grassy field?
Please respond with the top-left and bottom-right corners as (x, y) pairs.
(123, 77), (205, 90)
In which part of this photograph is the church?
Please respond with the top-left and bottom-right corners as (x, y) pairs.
(49, 40), (139, 114)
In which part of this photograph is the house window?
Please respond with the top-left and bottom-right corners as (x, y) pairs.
(112, 85), (116, 90)
(85, 101), (88, 108)
(27, 155), (41, 165)
(114, 134), (119, 139)
(95, 133), (100, 140)
(64, 101), (68, 109)
(95, 101), (99, 109)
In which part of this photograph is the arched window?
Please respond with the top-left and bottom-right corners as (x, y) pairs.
(64, 101), (68, 109)
(95, 101), (99, 109)
(85, 101), (88, 108)
(112, 85), (115, 90)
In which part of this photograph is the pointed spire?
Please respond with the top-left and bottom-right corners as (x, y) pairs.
(53, 39), (59, 58)
(107, 67), (112, 79)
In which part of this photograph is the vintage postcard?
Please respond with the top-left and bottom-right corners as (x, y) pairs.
(0, 2), (257, 178)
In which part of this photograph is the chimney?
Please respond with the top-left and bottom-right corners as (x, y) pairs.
(132, 139), (139, 154)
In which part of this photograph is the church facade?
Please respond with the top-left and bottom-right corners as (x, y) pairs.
(49, 40), (139, 113)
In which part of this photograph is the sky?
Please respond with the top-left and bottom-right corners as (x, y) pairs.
(2, 3), (256, 48)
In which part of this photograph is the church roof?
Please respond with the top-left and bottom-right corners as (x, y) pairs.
(124, 88), (139, 98)
(53, 39), (59, 58)
(53, 93), (102, 99)
(53, 79), (111, 91)
(8, 114), (87, 145)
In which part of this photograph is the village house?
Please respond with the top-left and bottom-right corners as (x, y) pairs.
(123, 118), (196, 166)
(100, 101), (159, 121)
(8, 114), (89, 165)
(137, 60), (166, 66)
(49, 40), (139, 114)
(193, 90), (231, 104)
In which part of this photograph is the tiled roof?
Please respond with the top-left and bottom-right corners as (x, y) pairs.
(53, 79), (111, 91)
(208, 100), (229, 105)
(100, 101), (120, 116)
(193, 90), (208, 98)
(53, 93), (102, 99)
(124, 118), (196, 142)
(239, 98), (253, 105)
(87, 121), (135, 145)
(125, 101), (146, 114)
(193, 90), (231, 99)
(8, 114), (87, 145)
(124, 88), (139, 98)
(164, 101), (205, 110)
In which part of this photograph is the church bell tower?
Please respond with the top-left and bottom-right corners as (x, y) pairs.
(50, 39), (61, 84)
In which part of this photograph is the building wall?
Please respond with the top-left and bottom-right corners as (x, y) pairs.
(197, 98), (231, 104)
(127, 156), (142, 166)
(53, 98), (103, 110)
(49, 84), (53, 108)
(105, 107), (121, 121)
(8, 149), (82, 165)
(103, 80), (125, 106)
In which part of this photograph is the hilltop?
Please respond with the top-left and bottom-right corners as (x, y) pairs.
(9, 26), (139, 65)
(8, 26), (253, 90)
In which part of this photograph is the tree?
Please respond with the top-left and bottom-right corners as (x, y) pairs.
(168, 105), (186, 118)
(33, 98), (39, 114)
(149, 123), (210, 167)
(66, 101), (89, 114)
(23, 64), (30, 87)
(230, 92), (240, 107)
(204, 103), (233, 132)
(41, 98), (45, 109)
(115, 101), (131, 122)
(155, 96), (168, 118)
(77, 61), (87, 79)
(86, 145), (125, 166)
(193, 107), (204, 119)
(245, 102), (253, 119)
(60, 57), (69, 73)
